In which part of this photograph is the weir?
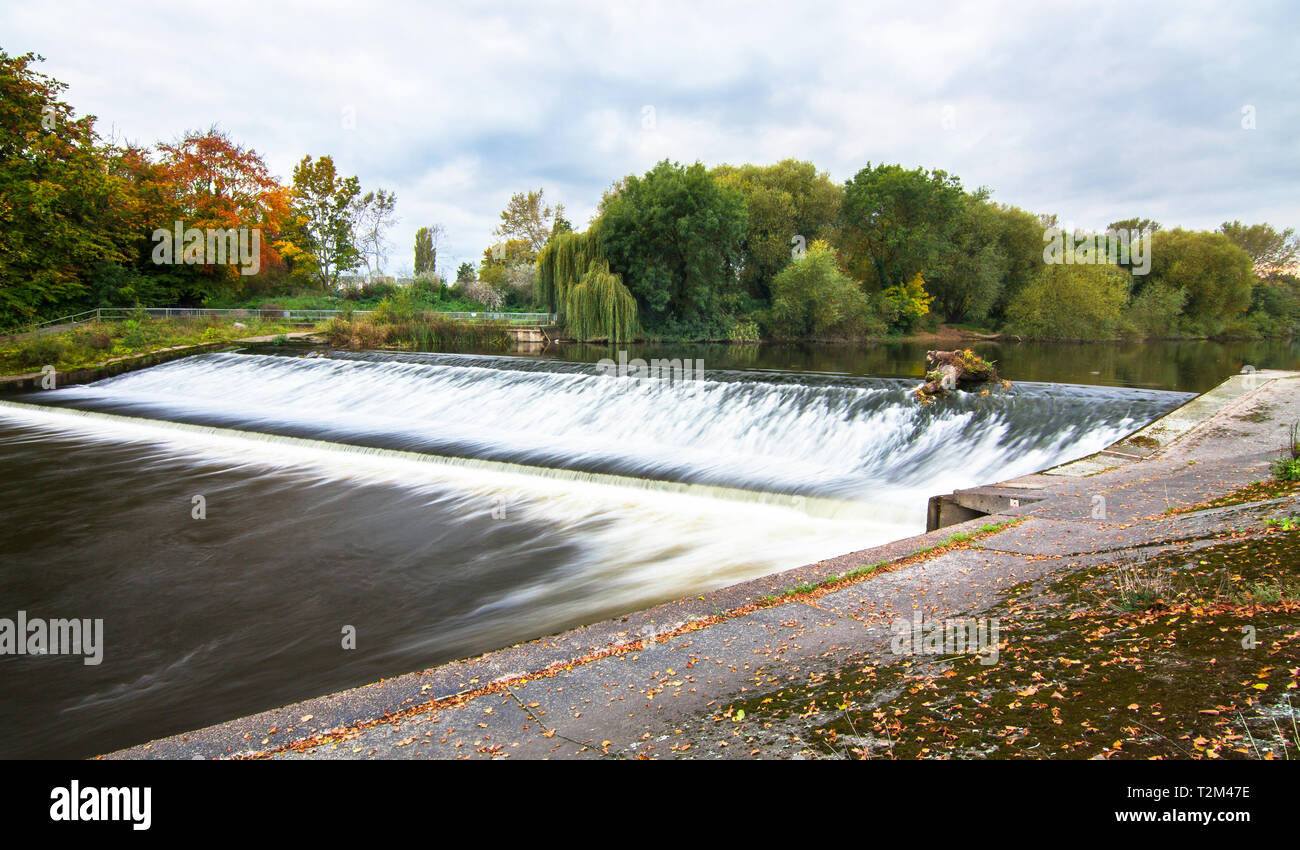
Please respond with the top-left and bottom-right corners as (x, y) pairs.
(0, 399), (873, 519)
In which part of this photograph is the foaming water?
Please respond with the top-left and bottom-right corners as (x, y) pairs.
(0, 350), (1191, 757)
(40, 350), (1187, 497)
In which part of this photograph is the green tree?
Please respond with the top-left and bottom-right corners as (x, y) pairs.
(840, 162), (965, 295)
(1005, 263), (1131, 340)
(456, 261), (476, 284)
(1147, 229), (1255, 335)
(597, 159), (747, 335)
(1107, 218), (1161, 236)
(1217, 221), (1298, 277)
(988, 203), (1046, 320)
(928, 193), (1006, 323)
(289, 154), (362, 290)
(711, 159), (842, 303)
(413, 225), (442, 276)
(767, 240), (878, 338)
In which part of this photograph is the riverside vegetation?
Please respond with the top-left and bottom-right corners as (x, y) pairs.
(4, 49), (1299, 346)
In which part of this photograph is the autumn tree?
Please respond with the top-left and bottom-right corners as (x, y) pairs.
(0, 51), (136, 325)
(154, 127), (291, 299)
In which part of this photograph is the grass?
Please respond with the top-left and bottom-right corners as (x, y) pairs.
(205, 284), (513, 316)
(756, 519), (1019, 604)
(0, 315), (306, 376)
(322, 311), (512, 352)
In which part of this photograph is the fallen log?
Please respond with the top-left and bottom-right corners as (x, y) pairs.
(915, 349), (1007, 401)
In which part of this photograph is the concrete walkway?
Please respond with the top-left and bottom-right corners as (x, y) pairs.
(105, 370), (1300, 760)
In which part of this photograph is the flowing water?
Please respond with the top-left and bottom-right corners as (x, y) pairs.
(0, 347), (1197, 758)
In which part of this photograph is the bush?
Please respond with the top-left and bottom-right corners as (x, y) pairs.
(1005, 263), (1131, 340)
(15, 335), (67, 369)
(1126, 281), (1187, 339)
(767, 240), (882, 339)
(727, 317), (761, 342)
(881, 273), (934, 333)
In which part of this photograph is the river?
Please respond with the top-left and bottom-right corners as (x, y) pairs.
(1, 336), (1292, 758)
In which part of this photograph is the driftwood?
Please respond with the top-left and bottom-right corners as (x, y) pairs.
(915, 349), (1005, 400)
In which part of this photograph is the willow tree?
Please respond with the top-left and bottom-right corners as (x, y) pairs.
(563, 260), (638, 342)
(536, 229), (638, 341)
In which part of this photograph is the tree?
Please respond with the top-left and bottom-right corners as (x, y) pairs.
(1218, 221), (1299, 277)
(840, 162), (966, 294)
(882, 273), (935, 332)
(988, 203), (1046, 320)
(767, 240), (878, 338)
(351, 188), (398, 281)
(712, 159), (842, 303)
(154, 126), (291, 299)
(478, 237), (533, 295)
(928, 193), (1006, 323)
(562, 259), (638, 342)
(494, 188), (564, 257)
(1147, 229), (1256, 335)
(0, 51), (136, 325)
(535, 228), (638, 339)
(596, 159), (747, 335)
(413, 224), (444, 276)
(456, 262), (476, 284)
(1107, 218), (1161, 236)
(1005, 263), (1131, 340)
(289, 155), (362, 291)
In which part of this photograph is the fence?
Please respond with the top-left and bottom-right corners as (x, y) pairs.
(6, 307), (558, 335)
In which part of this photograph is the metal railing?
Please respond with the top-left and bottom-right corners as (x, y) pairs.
(5, 307), (558, 335)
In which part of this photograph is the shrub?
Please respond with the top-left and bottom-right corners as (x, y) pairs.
(727, 318), (761, 342)
(1126, 281), (1187, 339)
(768, 240), (882, 339)
(15, 335), (67, 369)
(1005, 263), (1131, 340)
(881, 272), (934, 332)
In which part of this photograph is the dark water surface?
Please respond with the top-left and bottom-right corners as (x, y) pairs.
(485, 337), (1300, 394)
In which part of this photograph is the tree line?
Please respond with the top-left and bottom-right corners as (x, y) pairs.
(4, 49), (1297, 344)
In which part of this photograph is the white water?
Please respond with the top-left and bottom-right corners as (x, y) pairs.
(5, 351), (1187, 617)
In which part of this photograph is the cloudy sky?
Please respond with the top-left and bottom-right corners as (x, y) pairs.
(5, 0), (1296, 277)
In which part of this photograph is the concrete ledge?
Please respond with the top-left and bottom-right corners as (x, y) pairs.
(925, 370), (1300, 529)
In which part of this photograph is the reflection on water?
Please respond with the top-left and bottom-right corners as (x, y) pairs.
(420, 337), (1300, 394)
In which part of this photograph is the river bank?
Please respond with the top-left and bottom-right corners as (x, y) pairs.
(103, 368), (1300, 759)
